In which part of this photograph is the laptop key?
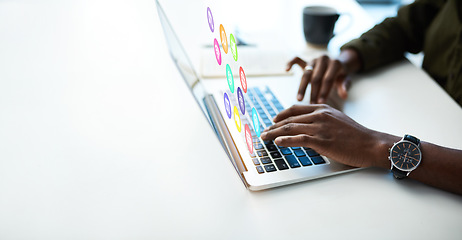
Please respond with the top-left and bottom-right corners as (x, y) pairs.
(298, 156), (312, 166)
(306, 148), (320, 157)
(260, 157), (272, 164)
(280, 148), (292, 155)
(270, 151), (282, 159)
(266, 144), (278, 152)
(265, 164), (277, 172)
(256, 166), (264, 174)
(264, 164), (277, 172)
(257, 150), (268, 157)
(274, 159), (289, 170)
(311, 156), (326, 165)
(294, 150), (306, 157)
(254, 143), (264, 150)
(252, 158), (260, 165)
(284, 155), (300, 168)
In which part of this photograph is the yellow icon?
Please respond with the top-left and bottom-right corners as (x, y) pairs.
(234, 106), (241, 132)
(220, 24), (228, 54)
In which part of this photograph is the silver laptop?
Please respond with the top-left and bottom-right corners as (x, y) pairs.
(156, 0), (357, 191)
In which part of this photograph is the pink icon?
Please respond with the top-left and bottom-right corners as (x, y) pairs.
(245, 124), (253, 154)
(214, 38), (222, 65)
(239, 66), (247, 93)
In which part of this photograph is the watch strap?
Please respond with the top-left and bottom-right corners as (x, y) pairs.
(391, 166), (408, 179)
(404, 134), (420, 146)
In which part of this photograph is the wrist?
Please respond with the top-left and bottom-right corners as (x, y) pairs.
(337, 48), (362, 74)
(371, 132), (400, 169)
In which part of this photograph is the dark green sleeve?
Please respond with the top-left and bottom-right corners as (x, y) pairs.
(341, 0), (444, 72)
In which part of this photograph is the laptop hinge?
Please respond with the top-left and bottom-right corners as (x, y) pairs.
(203, 94), (249, 188)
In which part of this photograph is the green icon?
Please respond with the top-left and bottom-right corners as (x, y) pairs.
(226, 64), (234, 93)
(230, 33), (238, 61)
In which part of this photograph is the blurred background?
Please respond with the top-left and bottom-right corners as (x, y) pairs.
(357, 0), (423, 67)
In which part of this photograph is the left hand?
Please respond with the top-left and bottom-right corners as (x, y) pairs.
(260, 104), (390, 168)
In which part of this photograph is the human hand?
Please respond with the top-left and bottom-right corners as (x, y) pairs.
(260, 104), (392, 168)
(286, 49), (361, 104)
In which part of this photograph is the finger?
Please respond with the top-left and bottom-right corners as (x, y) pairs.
(274, 134), (314, 147)
(310, 55), (329, 104)
(297, 69), (313, 101)
(273, 104), (324, 123)
(261, 123), (313, 141)
(286, 57), (307, 71)
(266, 113), (314, 132)
(335, 76), (349, 100)
(317, 59), (342, 104)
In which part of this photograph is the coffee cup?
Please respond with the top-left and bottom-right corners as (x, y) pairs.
(303, 6), (344, 47)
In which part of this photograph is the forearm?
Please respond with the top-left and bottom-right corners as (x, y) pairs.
(340, 0), (442, 72)
(372, 132), (462, 195)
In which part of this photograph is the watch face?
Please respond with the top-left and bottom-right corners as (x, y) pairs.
(390, 141), (422, 171)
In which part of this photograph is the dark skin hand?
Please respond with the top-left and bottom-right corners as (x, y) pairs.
(286, 49), (362, 104)
(267, 49), (462, 195)
(260, 104), (462, 195)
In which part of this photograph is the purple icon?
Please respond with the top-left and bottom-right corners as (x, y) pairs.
(207, 7), (214, 32)
(237, 87), (245, 115)
(224, 93), (232, 119)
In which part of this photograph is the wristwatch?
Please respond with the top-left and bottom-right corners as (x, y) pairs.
(388, 134), (422, 179)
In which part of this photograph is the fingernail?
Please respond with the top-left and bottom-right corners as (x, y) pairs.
(261, 132), (267, 139)
(297, 94), (303, 101)
(275, 137), (282, 145)
(318, 98), (325, 104)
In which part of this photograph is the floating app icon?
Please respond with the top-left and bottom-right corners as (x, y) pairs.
(214, 38), (222, 65)
(219, 24), (228, 54)
(207, 7), (214, 32)
(245, 124), (253, 154)
(224, 93), (232, 119)
(252, 107), (261, 137)
(230, 33), (238, 61)
(234, 106), (241, 132)
(237, 87), (245, 115)
(239, 66), (247, 93)
(226, 64), (234, 93)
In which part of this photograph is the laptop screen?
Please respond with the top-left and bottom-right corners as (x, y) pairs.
(156, 0), (211, 125)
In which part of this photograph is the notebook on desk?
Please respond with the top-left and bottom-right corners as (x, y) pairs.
(200, 47), (293, 78)
(156, 0), (358, 190)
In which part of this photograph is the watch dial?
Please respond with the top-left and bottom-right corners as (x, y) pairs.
(390, 141), (421, 171)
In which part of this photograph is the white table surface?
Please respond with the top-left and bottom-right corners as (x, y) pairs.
(1, 0), (461, 239)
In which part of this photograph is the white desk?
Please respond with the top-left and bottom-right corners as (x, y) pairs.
(0, 0), (461, 239)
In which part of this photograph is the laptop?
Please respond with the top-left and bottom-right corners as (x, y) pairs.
(156, 0), (358, 191)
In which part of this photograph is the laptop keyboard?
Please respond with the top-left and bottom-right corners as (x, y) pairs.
(235, 86), (327, 174)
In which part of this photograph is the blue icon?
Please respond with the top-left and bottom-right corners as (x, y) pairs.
(252, 107), (260, 137)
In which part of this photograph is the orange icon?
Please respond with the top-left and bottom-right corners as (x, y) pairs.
(220, 24), (228, 54)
